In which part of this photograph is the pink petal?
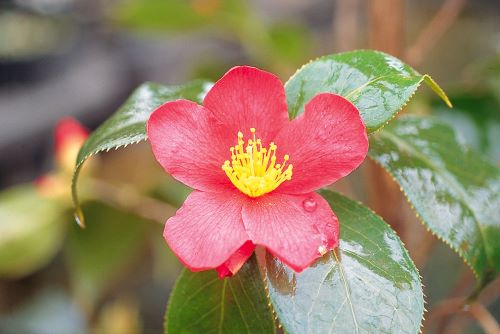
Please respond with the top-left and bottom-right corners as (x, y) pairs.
(216, 241), (256, 279)
(203, 66), (289, 144)
(147, 99), (235, 192)
(242, 192), (338, 272)
(164, 190), (251, 271)
(274, 93), (368, 194)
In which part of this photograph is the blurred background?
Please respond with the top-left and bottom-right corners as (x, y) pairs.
(0, 0), (499, 333)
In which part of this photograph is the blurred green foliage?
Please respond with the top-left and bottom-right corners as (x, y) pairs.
(65, 201), (149, 312)
(0, 185), (66, 277)
(109, 0), (312, 75)
(111, 0), (247, 32)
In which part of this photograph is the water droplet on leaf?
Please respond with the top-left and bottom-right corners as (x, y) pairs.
(302, 197), (317, 212)
(74, 208), (85, 228)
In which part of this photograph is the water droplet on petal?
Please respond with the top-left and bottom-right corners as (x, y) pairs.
(302, 197), (317, 212)
(318, 245), (328, 256)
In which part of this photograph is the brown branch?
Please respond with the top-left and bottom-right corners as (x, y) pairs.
(426, 296), (500, 334)
(405, 0), (466, 66)
(366, 0), (406, 235)
(368, 0), (405, 56)
(408, 228), (435, 268)
(442, 316), (469, 334)
(427, 276), (499, 332)
(427, 298), (465, 321)
(333, 0), (361, 52)
(476, 278), (500, 306)
(468, 303), (500, 334)
(88, 178), (177, 224)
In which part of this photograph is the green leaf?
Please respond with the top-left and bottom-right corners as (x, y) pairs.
(433, 92), (500, 163)
(262, 190), (423, 334)
(369, 116), (500, 287)
(285, 50), (451, 132)
(166, 256), (275, 334)
(71, 80), (212, 223)
(0, 185), (66, 278)
(65, 201), (148, 310)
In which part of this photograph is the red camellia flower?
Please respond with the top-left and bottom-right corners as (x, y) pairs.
(147, 66), (368, 278)
(37, 117), (89, 197)
(54, 117), (89, 170)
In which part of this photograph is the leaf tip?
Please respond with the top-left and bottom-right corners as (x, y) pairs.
(423, 74), (452, 108)
(74, 207), (86, 229)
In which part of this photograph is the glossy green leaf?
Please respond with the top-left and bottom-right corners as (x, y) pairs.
(0, 185), (66, 278)
(71, 80), (211, 222)
(369, 116), (500, 287)
(262, 190), (423, 334)
(285, 50), (451, 132)
(433, 92), (500, 163)
(65, 201), (148, 310)
(166, 256), (275, 334)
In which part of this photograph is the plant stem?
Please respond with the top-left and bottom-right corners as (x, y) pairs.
(405, 0), (467, 66)
(88, 178), (177, 224)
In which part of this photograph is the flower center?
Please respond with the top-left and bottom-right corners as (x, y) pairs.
(222, 128), (293, 198)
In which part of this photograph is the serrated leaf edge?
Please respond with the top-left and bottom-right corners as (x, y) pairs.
(320, 190), (425, 334)
(70, 80), (211, 225)
(71, 136), (147, 227)
(284, 49), (451, 135)
(367, 155), (481, 284)
(367, 74), (450, 135)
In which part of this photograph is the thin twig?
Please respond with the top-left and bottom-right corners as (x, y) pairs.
(427, 296), (500, 334)
(409, 229), (435, 268)
(333, 0), (361, 52)
(368, 0), (405, 56)
(442, 316), (469, 334)
(405, 0), (466, 66)
(88, 178), (177, 224)
(468, 303), (500, 334)
(476, 278), (500, 306)
(427, 277), (499, 331)
(427, 298), (465, 321)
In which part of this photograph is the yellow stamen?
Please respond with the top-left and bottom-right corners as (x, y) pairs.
(222, 128), (293, 197)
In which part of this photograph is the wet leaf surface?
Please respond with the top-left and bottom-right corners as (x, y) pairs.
(285, 50), (450, 132)
(369, 116), (500, 287)
(433, 92), (500, 163)
(262, 190), (423, 334)
(166, 256), (275, 334)
(71, 80), (211, 215)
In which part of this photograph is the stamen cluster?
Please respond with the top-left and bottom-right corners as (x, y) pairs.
(222, 128), (293, 197)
